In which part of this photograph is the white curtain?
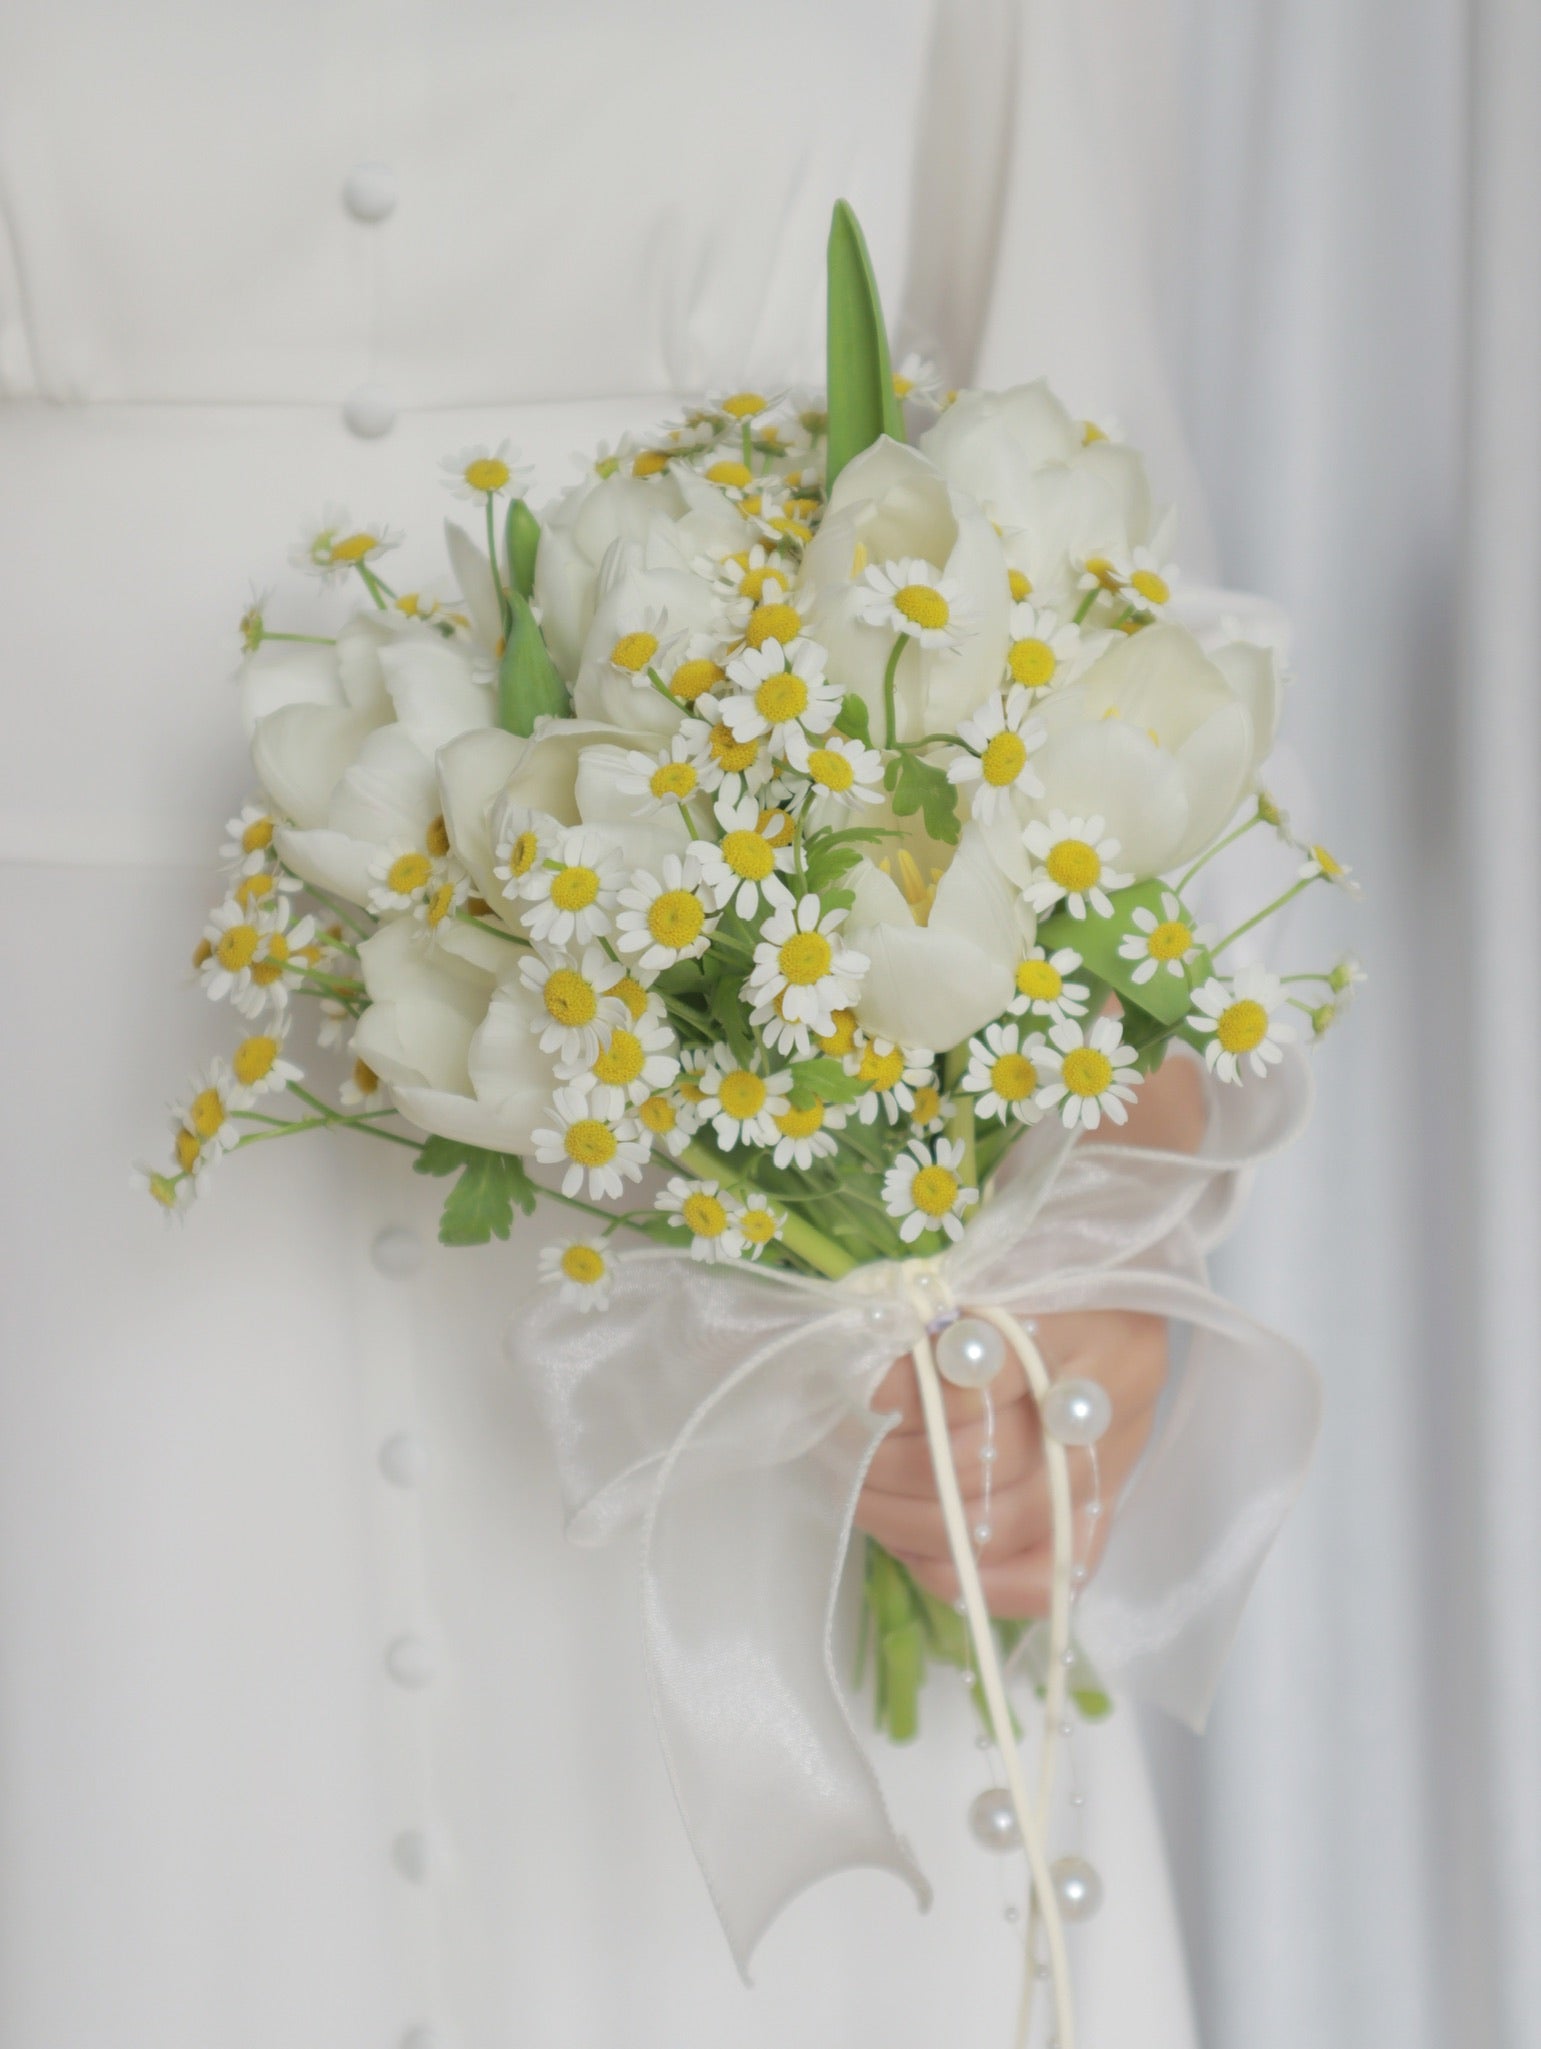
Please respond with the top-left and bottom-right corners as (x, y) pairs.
(1133, 4), (1541, 2044)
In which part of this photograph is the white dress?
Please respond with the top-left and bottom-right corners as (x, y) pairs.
(0, 4), (1201, 2044)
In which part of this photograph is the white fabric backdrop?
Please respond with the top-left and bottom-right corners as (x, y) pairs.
(1123, 4), (1541, 2045)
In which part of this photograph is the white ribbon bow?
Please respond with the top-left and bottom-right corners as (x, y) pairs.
(510, 1047), (1320, 1978)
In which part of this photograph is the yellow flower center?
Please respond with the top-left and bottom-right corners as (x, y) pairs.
(758, 807), (795, 846)
(250, 933), (290, 986)
(631, 449), (672, 478)
(807, 747), (855, 791)
(387, 852), (433, 896)
(543, 969), (598, 1027)
(175, 1128), (202, 1172)
(560, 1244), (607, 1284)
(565, 1119), (618, 1167)
(1016, 958), (1063, 1001)
(1309, 844), (1345, 878)
(638, 1093), (677, 1134)
(708, 722), (759, 773)
(990, 1052), (1038, 1102)
(232, 1035), (279, 1086)
(739, 1206), (779, 1245)
(892, 371), (914, 398)
(745, 601), (801, 649)
(352, 1059), (379, 1094)
(648, 889), (706, 950)
(189, 1087), (225, 1139)
(678, 1079), (706, 1103)
(611, 630), (659, 673)
(192, 937), (213, 968)
(778, 931), (833, 985)
(739, 564), (780, 601)
(504, 830), (541, 877)
(1046, 839), (1101, 893)
(910, 1164), (960, 1218)
(1061, 1047), (1113, 1097)
(1084, 555), (1119, 587)
(1083, 421), (1108, 444)
(671, 658), (723, 703)
(241, 817), (274, 853)
(705, 460), (753, 489)
(774, 1102), (824, 1139)
(331, 532), (380, 563)
(1217, 999), (1269, 1054)
(592, 1029), (645, 1087)
(1008, 637), (1057, 688)
(426, 814), (451, 858)
(755, 670), (809, 723)
(650, 761), (698, 800)
(682, 1190), (729, 1238)
(1008, 568), (1032, 602)
(215, 923), (260, 971)
(1130, 568), (1170, 607)
(859, 1045), (905, 1091)
(721, 392), (768, 419)
(894, 583), (949, 631)
(424, 882), (457, 926)
(147, 1172), (179, 1208)
(912, 1083), (942, 1124)
(235, 873), (274, 907)
(981, 730), (1028, 787)
(550, 864), (601, 911)
(722, 829), (775, 881)
(464, 457), (511, 493)
(1146, 919), (1192, 961)
(817, 1008), (859, 1057)
(611, 975), (649, 1021)
(717, 1070), (767, 1120)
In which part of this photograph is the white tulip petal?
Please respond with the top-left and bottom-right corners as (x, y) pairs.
(1032, 720), (1191, 877)
(328, 724), (440, 846)
(388, 1083), (540, 1154)
(271, 825), (375, 906)
(380, 638), (495, 752)
(251, 703), (379, 828)
(436, 727), (527, 899)
(239, 642), (344, 738)
(444, 519), (505, 652)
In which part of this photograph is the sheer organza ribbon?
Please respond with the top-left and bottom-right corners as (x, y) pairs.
(509, 1046), (1320, 1979)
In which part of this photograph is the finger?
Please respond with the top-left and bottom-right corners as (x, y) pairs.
(870, 1354), (1033, 1436)
(864, 1398), (1041, 1499)
(891, 1505), (1114, 1619)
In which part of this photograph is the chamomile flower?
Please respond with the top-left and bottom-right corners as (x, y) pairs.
(615, 851), (719, 971)
(537, 1237), (615, 1312)
(855, 558), (974, 649)
(882, 1137), (977, 1244)
(317, 999), (350, 1051)
(228, 1029), (303, 1104)
(747, 895), (869, 1032)
(710, 543), (792, 610)
(513, 826), (624, 946)
(519, 944), (630, 1068)
(679, 696), (775, 797)
(768, 1096), (847, 1169)
(948, 686), (1046, 820)
(1187, 966), (1296, 1083)
(229, 867), (300, 910)
(711, 387), (781, 424)
(1022, 813), (1131, 920)
(440, 439), (529, 501)
(366, 816), (456, 917)
(291, 506), (401, 583)
(615, 737), (705, 816)
(961, 1022), (1050, 1125)
(492, 806), (556, 902)
(730, 1195), (785, 1258)
(200, 897), (318, 1017)
(656, 1177), (748, 1263)
(131, 1161), (194, 1216)
(846, 1038), (935, 1125)
(171, 1061), (242, 1162)
(695, 792), (796, 916)
(1118, 893), (1214, 984)
(1297, 842), (1362, 896)
(737, 594), (808, 654)
(908, 1079), (950, 1136)
(635, 1087), (699, 1157)
(339, 1057), (388, 1111)
(655, 637), (730, 710)
(697, 1054), (794, 1150)
(782, 727), (884, 813)
(1008, 945), (1090, 1025)
(1003, 602), (1082, 694)
(532, 1089), (649, 1201)
(721, 637), (839, 757)
(1120, 546), (1179, 614)
(563, 1011), (679, 1116)
(412, 866), (472, 936)
(746, 987), (815, 1060)
(695, 450), (760, 500)
(221, 802), (280, 876)
(891, 352), (946, 407)
(1037, 1016), (1142, 1131)
(606, 609), (681, 683)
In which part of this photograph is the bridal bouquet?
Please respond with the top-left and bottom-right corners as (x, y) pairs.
(141, 206), (1356, 2043)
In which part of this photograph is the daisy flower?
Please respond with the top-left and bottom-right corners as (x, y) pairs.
(695, 450), (760, 501)
(697, 1054), (794, 1151)
(908, 1078), (950, 1136)
(367, 824), (457, 917)
(891, 352), (946, 406)
(635, 1087), (699, 1158)
(747, 894), (869, 1032)
(656, 636), (730, 711)
(1008, 945), (1090, 1025)
(614, 737), (705, 817)
(228, 1029), (303, 1104)
(290, 506), (401, 583)
(519, 944), (631, 1068)
(882, 1137), (977, 1244)
(1118, 893), (1214, 984)
(855, 558), (974, 649)
(605, 609), (682, 683)
(615, 851), (719, 972)
(655, 1177), (749, 1263)
(783, 727), (884, 812)
(709, 543), (791, 610)
(531, 1088), (649, 1202)
(768, 1096), (847, 1170)
(1120, 546), (1179, 614)
(730, 1195), (785, 1258)
(200, 896), (318, 1017)
(721, 637), (839, 757)
(1297, 841), (1362, 896)
(1022, 813), (1131, 920)
(961, 1022), (1050, 1125)
(562, 1011), (679, 1117)
(440, 440), (529, 501)
(537, 1237), (615, 1313)
(846, 1038), (935, 1125)
(679, 697), (775, 797)
(736, 593), (808, 654)
(1003, 601), (1082, 694)
(1187, 966), (1296, 1083)
(221, 801), (280, 876)
(492, 805), (556, 902)
(948, 686), (1046, 821)
(131, 1161), (194, 1217)
(171, 1061), (242, 1162)
(512, 826), (624, 947)
(746, 988), (815, 1060)
(1037, 1016), (1142, 1131)
(711, 387), (780, 424)
(694, 792), (796, 916)
(340, 1057), (388, 1111)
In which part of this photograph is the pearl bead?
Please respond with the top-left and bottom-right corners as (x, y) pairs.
(385, 1635), (434, 1690)
(1051, 1854), (1103, 1921)
(370, 1225), (422, 1277)
(935, 1315), (1006, 1389)
(342, 161), (398, 222)
(343, 384), (398, 439)
(967, 1788), (1020, 1851)
(973, 1523), (992, 1546)
(378, 1433), (428, 1487)
(1040, 1376), (1113, 1447)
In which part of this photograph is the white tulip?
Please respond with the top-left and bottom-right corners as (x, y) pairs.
(569, 530), (728, 733)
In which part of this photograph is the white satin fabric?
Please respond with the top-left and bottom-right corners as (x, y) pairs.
(0, 5), (1214, 2045)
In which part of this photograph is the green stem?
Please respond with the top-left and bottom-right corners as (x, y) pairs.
(677, 1139), (857, 1278)
(301, 883), (373, 940)
(1212, 876), (1315, 958)
(356, 564), (393, 609)
(261, 631), (337, 647)
(1072, 583), (1101, 625)
(881, 634), (909, 748)
(941, 1046), (979, 1207)
(1175, 810), (1263, 895)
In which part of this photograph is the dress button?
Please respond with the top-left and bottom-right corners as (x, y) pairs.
(392, 1828), (432, 1885)
(378, 1433), (428, 1487)
(371, 1225), (422, 1277)
(385, 1635), (434, 1690)
(342, 161), (398, 223)
(344, 385), (399, 440)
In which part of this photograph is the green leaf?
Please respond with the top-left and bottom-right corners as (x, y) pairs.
(504, 498), (540, 601)
(787, 1054), (866, 1111)
(886, 749), (961, 845)
(834, 692), (872, 744)
(1038, 879), (1203, 1027)
(497, 589), (569, 737)
(825, 200), (905, 491)
(412, 1137), (538, 1246)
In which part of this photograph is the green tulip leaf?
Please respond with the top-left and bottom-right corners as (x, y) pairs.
(825, 199), (905, 490)
(504, 498), (541, 601)
(496, 589), (570, 737)
(1038, 879), (1205, 1028)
